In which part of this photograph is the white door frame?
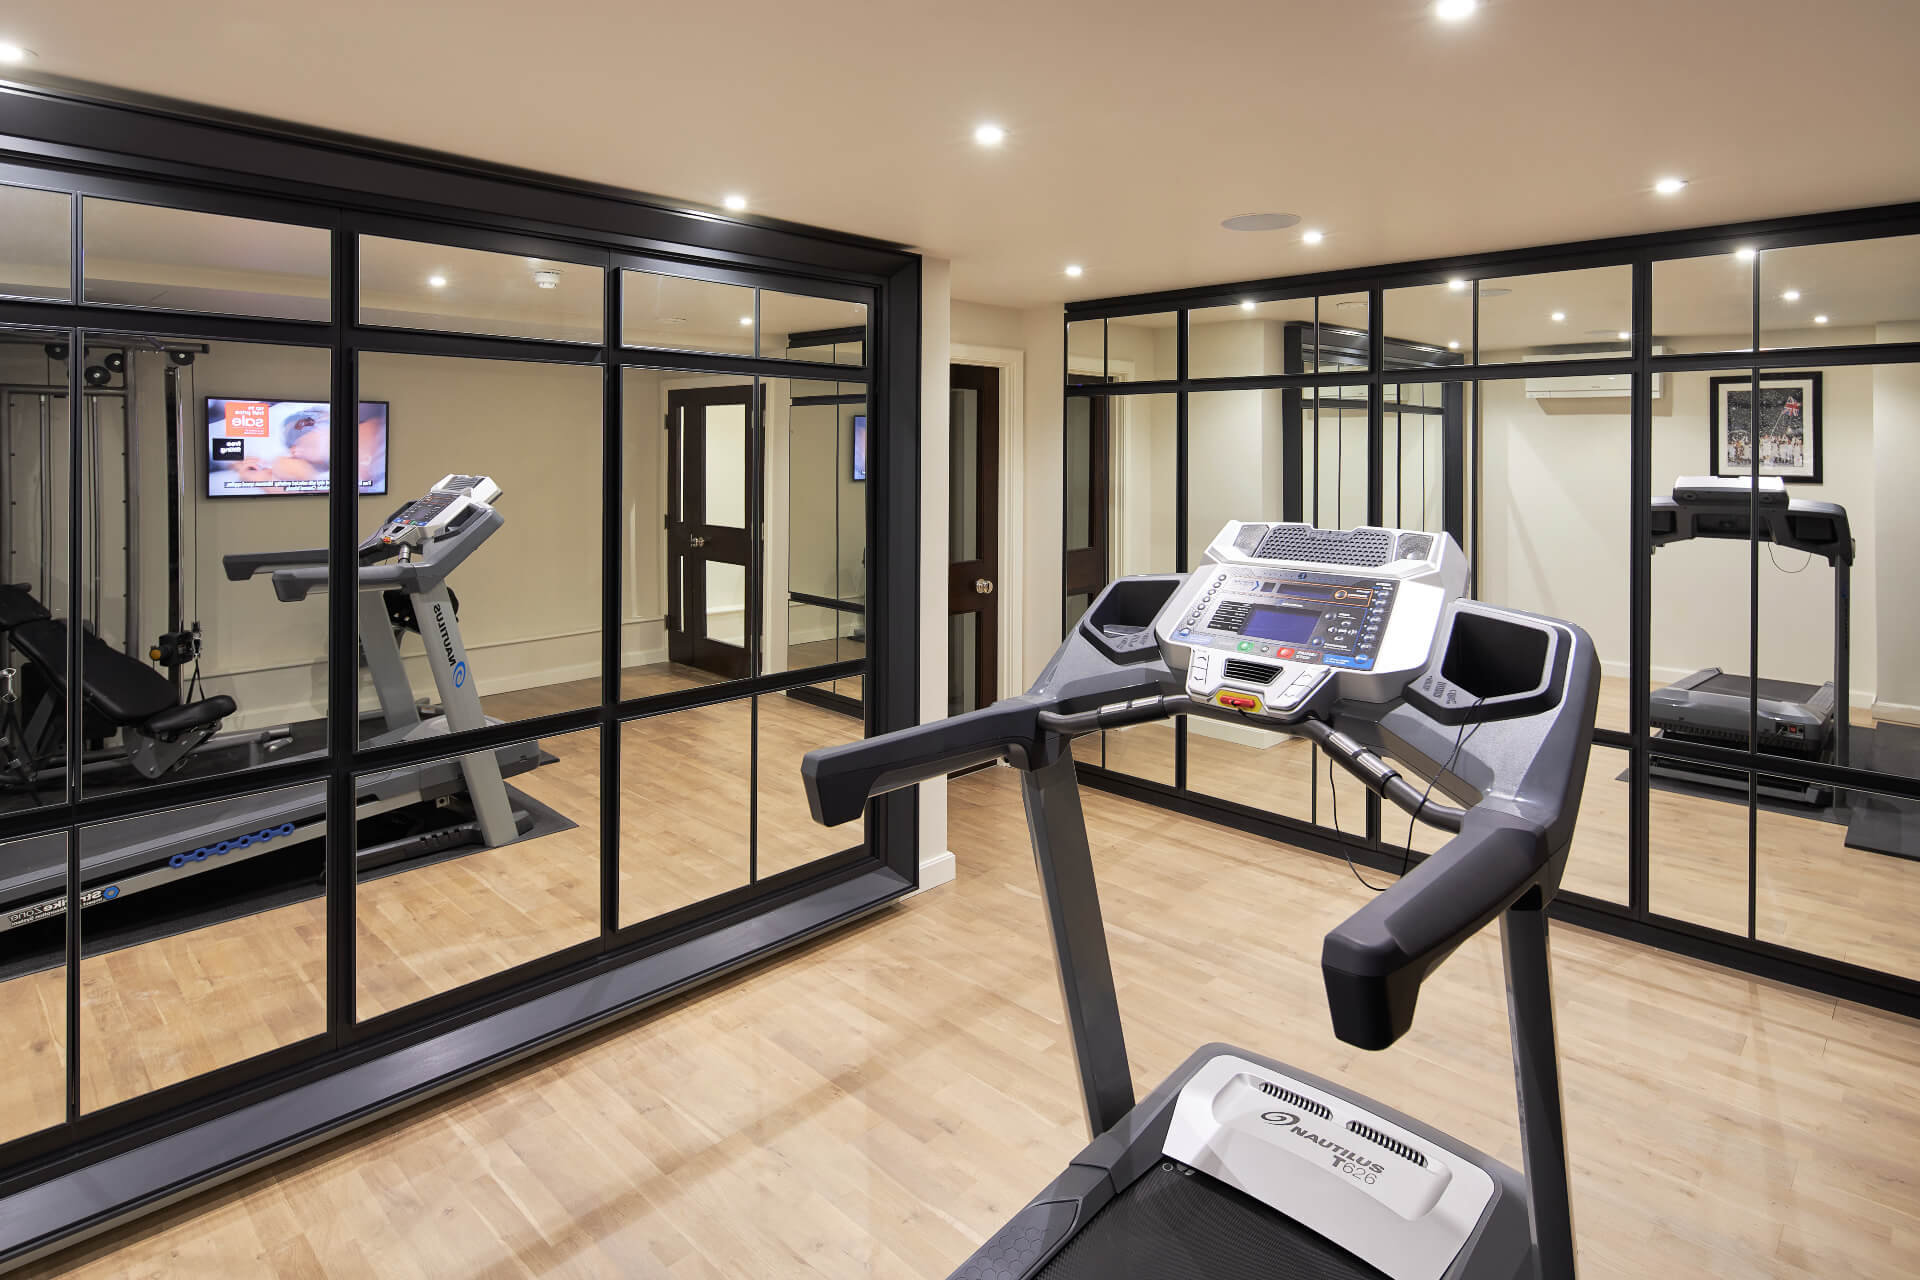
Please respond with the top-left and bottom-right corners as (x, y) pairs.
(950, 343), (1025, 699)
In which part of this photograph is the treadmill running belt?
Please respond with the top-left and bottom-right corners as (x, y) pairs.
(1035, 1164), (1388, 1280)
(1691, 672), (1823, 703)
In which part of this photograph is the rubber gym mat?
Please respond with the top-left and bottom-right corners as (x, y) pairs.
(1035, 1163), (1387, 1280)
(1622, 724), (1920, 860)
(1844, 723), (1920, 860)
(0, 782), (577, 983)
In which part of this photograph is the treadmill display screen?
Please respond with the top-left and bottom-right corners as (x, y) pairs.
(1242, 607), (1321, 644)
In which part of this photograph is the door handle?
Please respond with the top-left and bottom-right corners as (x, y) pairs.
(690, 535), (707, 548)
(975, 578), (994, 596)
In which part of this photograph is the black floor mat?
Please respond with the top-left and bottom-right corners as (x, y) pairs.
(1622, 723), (1920, 860)
(0, 784), (577, 982)
(1845, 723), (1920, 860)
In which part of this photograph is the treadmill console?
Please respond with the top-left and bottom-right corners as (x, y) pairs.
(1153, 521), (1468, 721)
(376, 475), (503, 548)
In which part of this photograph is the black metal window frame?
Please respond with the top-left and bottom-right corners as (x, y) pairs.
(0, 78), (921, 1265)
(1063, 198), (1920, 1024)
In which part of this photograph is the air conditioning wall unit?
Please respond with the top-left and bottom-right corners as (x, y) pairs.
(1522, 345), (1664, 399)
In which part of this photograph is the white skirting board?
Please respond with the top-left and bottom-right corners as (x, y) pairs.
(912, 850), (956, 895)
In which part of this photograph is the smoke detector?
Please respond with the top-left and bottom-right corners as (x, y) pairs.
(533, 269), (562, 290)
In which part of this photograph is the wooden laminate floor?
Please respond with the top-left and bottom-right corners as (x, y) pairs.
(23, 762), (1920, 1278)
(0, 670), (863, 1132)
(1078, 673), (1920, 981)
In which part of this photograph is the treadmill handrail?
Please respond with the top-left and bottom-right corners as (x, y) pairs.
(802, 699), (1052, 826)
(223, 548), (324, 581)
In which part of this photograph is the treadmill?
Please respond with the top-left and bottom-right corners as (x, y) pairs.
(0, 475), (542, 936)
(803, 520), (1599, 1279)
(1648, 475), (1852, 806)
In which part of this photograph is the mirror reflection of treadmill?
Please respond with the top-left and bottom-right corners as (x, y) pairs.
(1648, 475), (1919, 860)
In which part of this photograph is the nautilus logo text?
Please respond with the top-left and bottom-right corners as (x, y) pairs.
(1261, 1111), (1300, 1128)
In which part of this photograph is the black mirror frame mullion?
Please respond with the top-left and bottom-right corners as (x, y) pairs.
(1066, 198), (1920, 1025)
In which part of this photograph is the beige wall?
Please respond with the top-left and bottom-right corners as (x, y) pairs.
(1479, 330), (1888, 709)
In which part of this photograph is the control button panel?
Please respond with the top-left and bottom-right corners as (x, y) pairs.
(1175, 567), (1398, 671)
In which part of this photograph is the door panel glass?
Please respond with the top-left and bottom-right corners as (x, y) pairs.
(0, 329), (72, 813)
(620, 702), (751, 928)
(703, 402), (748, 528)
(82, 199), (329, 321)
(359, 352), (602, 734)
(949, 612), (978, 717)
(357, 727), (598, 1020)
(0, 185), (72, 301)
(359, 236), (603, 343)
(80, 337), (332, 798)
(80, 785), (328, 1111)
(951, 385), (981, 561)
(705, 561), (748, 645)
(757, 685), (865, 878)
(1065, 397), (1093, 552)
(621, 269), (755, 356)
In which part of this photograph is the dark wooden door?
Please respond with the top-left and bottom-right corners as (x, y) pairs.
(666, 384), (758, 679)
(1061, 386), (1111, 632)
(948, 364), (998, 714)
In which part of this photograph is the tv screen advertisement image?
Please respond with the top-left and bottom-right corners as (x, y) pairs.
(851, 413), (867, 482)
(206, 398), (390, 498)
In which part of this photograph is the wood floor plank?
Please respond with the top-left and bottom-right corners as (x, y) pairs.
(11, 701), (1920, 1277)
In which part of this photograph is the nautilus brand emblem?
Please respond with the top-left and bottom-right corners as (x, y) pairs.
(1261, 1111), (1300, 1127)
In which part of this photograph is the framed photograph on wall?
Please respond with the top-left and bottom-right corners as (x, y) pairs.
(1709, 372), (1823, 483)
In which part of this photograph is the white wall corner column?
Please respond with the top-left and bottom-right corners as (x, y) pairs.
(1020, 307), (1066, 686)
(916, 256), (956, 891)
(1873, 322), (1920, 725)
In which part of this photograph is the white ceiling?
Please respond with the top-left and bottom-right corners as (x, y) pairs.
(3, 0), (1919, 310)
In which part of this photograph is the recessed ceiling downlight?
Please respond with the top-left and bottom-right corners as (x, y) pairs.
(0, 42), (33, 64)
(1222, 212), (1301, 232)
(1434, 0), (1477, 20)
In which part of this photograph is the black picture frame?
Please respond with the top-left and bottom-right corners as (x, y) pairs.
(1708, 372), (1823, 484)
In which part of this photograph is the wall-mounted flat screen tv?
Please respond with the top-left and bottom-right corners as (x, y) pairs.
(850, 413), (867, 482)
(205, 398), (390, 498)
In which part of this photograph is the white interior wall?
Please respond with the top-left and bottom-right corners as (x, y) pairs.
(1478, 331), (1885, 705)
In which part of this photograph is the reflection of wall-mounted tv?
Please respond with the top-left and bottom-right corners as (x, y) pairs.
(850, 413), (867, 482)
(205, 398), (390, 498)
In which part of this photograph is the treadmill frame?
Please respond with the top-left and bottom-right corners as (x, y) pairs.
(995, 750), (1575, 1279)
(1648, 483), (1853, 802)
